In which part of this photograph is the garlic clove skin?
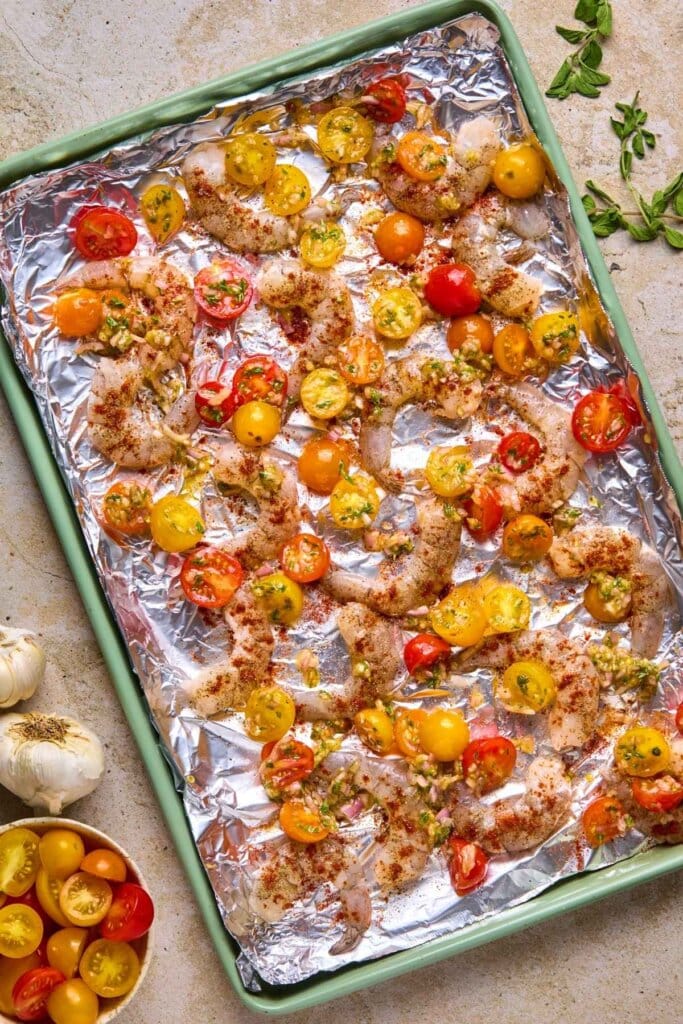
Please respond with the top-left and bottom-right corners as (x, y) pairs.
(0, 712), (105, 814)
(0, 627), (46, 708)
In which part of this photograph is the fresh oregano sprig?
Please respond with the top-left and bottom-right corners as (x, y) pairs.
(546, 0), (613, 100)
(582, 94), (683, 248)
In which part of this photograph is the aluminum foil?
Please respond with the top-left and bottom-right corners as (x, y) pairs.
(1, 12), (682, 990)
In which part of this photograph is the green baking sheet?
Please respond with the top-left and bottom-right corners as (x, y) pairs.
(1, 0), (682, 1013)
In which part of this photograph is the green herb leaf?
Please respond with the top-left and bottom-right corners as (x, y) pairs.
(556, 25), (586, 44)
(574, 0), (598, 22)
(625, 221), (658, 242)
(675, 192), (683, 217)
(664, 225), (683, 249)
(546, 2), (612, 100)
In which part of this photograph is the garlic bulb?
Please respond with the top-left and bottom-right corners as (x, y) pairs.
(0, 712), (105, 813)
(0, 627), (46, 707)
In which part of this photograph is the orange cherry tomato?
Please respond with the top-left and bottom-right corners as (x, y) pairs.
(492, 323), (535, 377)
(58, 874), (112, 928)
(297, 437), (350, 494)
(337, 335), (385, 386)
(53, 290), (103, 338)
(101, 482), (152, 537)
(582, 795), (627, 847)
(393, 709), (427, 759)
(462, 737), (516, 794)
(374, 212), (425, 264)
(46, 928), (89, 980)
(279, 803), (330, 844)
(502, 514), (554, 562)
(447, 837), (489, 895)
(280, 534), (330, 583)
(396, 131), (448, 182)
(78, 850), (127, 884)
(446, 313), (494, 355)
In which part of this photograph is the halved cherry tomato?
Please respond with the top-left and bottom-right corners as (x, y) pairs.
(337, 335), (385, 385)
(78, 850), (127, 884)
(492, 323), (534, 377)
(372, 286), (422, 340)
(632, 776), (683, 813)
(403, 634), (451, 675)
(583, 576), (632, 623)
(601, 378), (641, 426)
(676, 702), (683, 735)
(462, 486), (503, 541)
(46, 928), (89, 979)
(194, 260), (253, 322)
(425, 445), (474, 498)
(38, 832), (85, 882)
(53, 289), (103, 338)
(299, 222), (346, 269)
(232, 400), (281, 446)
(499, 659), (556, 713)
(582, 795), (626, 847)
(419, 709), (470, 761)
(572, 391), (632, 453)
(223, 133), (277, 188)
(329, 473), (381, 529)
(46, 978), (99, 1024)
(232, 356), (288, 408)
(300, 368), (349, 419)
(530, 310), (579, 364)
(279, 803), (330, 844)
(394, 708), (427, 759)
(264, 164), (311, 216)
(3, 889), (50, 932)
(0, 829), (40, 898)
(616, 727), (671, 778)
(424, 263), (481, 318)
(100, 883), (154, 943)
(280, 534), (330, 584)
(79, 939), (139, 998)
(35, 870), (69, 928)
(140, 183), (185, 244)
(72, 207), (137, 260)
(297, 437), (350, 494)
(374, 212), (424, 264)
(498, 431), (542, 474)
(447, 837), (489, 895)
(502, 514), (553, 562)
(396, 132), (447, 182)
(462, 737), (516, 794)
(252, 572), (304, 625)
(11, 966), (65, 1021)
(101, 482), (152, 537)
(180, 546), (244, 608)
(354, 708), (395, 755)
(483, 584), (531, 634)
(0, 905), (43, 959)
(260, 737), (315, 791)
(317, 107), (373, 164)
(58, 874), (112, 928)
(194, 381), (235, 427)
(0, 955), (41, 1016)
(364, 77), (407, 123)
(447, 314), (494, 355)
(149, 496), (205, 553)
(244, 686), (296, 742)
(492, 143), (545, 200)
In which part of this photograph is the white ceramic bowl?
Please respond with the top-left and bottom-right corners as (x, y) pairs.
(0, 817), (154, 1024)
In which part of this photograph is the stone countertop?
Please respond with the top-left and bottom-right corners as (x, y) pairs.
(0, 2), (681, 1022)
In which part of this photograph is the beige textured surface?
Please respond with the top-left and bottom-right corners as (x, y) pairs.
(0, 2), (681, 1021)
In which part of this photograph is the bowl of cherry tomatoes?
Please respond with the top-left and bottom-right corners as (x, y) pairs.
(0, 818), (154, 1024)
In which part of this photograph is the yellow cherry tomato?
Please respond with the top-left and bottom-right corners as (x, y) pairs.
(482, 584), (531, 634)
(300, 368), (350, 419)
(53, 289), (103, 338)
(79, 938), (140, 998)
(299, 221), (346, 268)
(396, 131), (448, 182)
(279, 803), (330, 844)
(140, 183), (185, 244)
(419, 709), (470, 762)
(492, 324), (535, 377)
(0, 904), (43, 958)
(615, 727), (671, 778)
(583, 574), (632, 623)
(39, 829), (86, 880)
(317, 106), (373, 164)
(149, 495), (205, 553)
(493, 143), (546, 199)
(430, 589), (487, 648)
(78, 849), (127, 883)
(58, 872), (113, 927)
(47, 927), (89, 979)
(354, 708), (395, 755)
(425, 445), (475, 498)
(498, 659), (556, 713)
(530, 311), (580, 364)
(244, 686), (296, 741)
(252, 571), (304, 626)
(47, 978), (100, 1024)
(232, 399), (281, 446)
(264, 164), (311, 216)
(36, 868), (70, 927)
(502, 514), (554, 562)
(372, 286), (422, 340)
(0, 828), (40, 897)
(337, 335), (385, 386)
(0, 952), (41, 1013)
(223, 132), (277, 187)
(329, 473), (381, 530)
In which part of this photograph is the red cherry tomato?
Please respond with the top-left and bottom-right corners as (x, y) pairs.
(232, 356), (288, 409)
(462, 486), (503, 541)
(631, 776), (683, 814)
(364, 77), (407, 123)
(462, 737), (517, 794)
(194, 381), (235, 427)
(280, 534), (330, 584)
(194, 260), (253, 322)
(424, 263), (481, 318)
(100, 883), (154, 942)
(12, 967), (65, 1022)
(447, 837), (489, 896)
(260, 737), (315, 791)
(180, 546), (244, 608)
(72, 207), (138, 260)
(600, 378), (642, 427)
(403, 634), (451, 675)
(498, 431), (542, 474)
(582, 795), (626, 847)
(571, 391), (632, 453)
(676, 702), (683, 734)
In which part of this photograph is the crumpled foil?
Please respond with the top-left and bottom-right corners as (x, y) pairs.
(1, 12), (682, 991)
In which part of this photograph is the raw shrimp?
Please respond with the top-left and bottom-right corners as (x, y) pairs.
(211, 442), (301, 568)
(295, 603), (402, 720)
(359, 354), (484, 491)
(87, 348), (199, 469)
(189, 582), (275, 717)
(375, 117), (501, 222)
(59, 256), (196, 359)
(451, 191), (549, 317)
(182, 142), (296, 252)
(548, 526), (670, 658)
(255, 258), (355, 399)
(324, 495), (462, 617)
(490, 382), (586, 515)
(460, 628), (601, 751)
(451, 756), (571, 853)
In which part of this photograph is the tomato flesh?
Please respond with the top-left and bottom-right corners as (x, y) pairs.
(448, 837), (489, 895)
(631, 776), (683, 813)
(101, 482), (152, 537)
(498, 431), (542, 474)
(72, 207), (137, 260)
(180, 546), (244, 608)
(403, 634), (451, 675)
(194, 381), (235, 427)
(364, 78), (407, 123)
(100, 883), (154, 943)
(279, 803), (329, 844)
(260, 738), (315, 792)
(194, 260), (253, 322)
(462, 737), (516, 794)
(582, 795), (626, 847)
(12, 966), (65, 1022)
(232, 356), (288, 409)
(677, 702), (683, 735)
(572, 391), (632, 453)
(424, 263), (481, 317)
(601, 378), (642, 426)
(462, 486), (503, 540)
(280, 534), (330, 584)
